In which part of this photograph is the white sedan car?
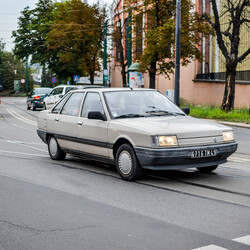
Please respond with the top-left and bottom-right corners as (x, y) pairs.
(37, 88), (237, 181)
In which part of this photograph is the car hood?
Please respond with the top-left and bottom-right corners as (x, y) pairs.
(114, 115), (231, 138)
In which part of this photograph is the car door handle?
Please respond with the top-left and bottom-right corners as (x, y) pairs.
(78, 121), (83, 126)
(55, 117), (59, 122)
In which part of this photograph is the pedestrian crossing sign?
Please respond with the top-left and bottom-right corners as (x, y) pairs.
(74, 75), (80, 82)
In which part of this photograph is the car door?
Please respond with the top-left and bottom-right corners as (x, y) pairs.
(27, 89), (35, 106)
(45, 89), (56, 108)
(77, 92), (109, 159)
(53, 92), (85, 151)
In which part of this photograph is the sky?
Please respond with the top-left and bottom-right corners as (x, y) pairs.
(0, 0), (113, 52)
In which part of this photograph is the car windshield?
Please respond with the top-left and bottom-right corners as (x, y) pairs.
(104, 90), (185, 119)
(36, 88), (52, 94)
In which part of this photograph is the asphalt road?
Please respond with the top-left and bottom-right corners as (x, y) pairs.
(0, 97), (250, 250)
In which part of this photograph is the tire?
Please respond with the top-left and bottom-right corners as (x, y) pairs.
(48, 136), (66, 160)
(116, 143), (143, 181)
(197, 165), (218, 173)
(32, 103), (36, 111)
(27, 104), (30, 110)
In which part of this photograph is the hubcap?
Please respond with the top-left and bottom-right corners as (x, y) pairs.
(118, 150), (132, 175)
(49, 137), (58, 156)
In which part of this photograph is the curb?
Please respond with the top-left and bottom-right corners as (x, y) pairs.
(216, 121), (250, 129)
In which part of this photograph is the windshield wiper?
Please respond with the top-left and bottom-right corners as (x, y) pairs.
(146, 110), (171, 115)
(115, 114), (144, 119)
(145, 110), (185, 116)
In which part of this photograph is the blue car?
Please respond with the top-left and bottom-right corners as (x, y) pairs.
(27, 87), (52, 111)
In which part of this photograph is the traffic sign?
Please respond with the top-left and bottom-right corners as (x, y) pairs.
(74, 75), (80, 82)
(51, 77), (57, 84)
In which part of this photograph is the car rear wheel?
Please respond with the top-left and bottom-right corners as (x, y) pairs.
(48, 136), (66, 160)
(116, 144), (143, 181)
(32, 103), (36, 111)
(197, 165), (218, 173)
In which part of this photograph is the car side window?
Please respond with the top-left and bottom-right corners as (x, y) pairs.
(55, 87), (63, 95)
(49, 90), (55, 96)
(81, 92), (105, 118)
(60, 92), (85, 116)
(30, 90), (35, 97)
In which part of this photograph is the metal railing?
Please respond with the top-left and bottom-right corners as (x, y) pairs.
(196, 70), (250, 82)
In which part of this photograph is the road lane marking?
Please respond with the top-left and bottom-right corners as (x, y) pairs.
(7, 108), (37, 126)
(0, 139), (47, 152)
(192, 245), (228, 250)
(229, 156), (250, 163)
(233, 235), (250, 246)
(0, 138), (44, 146)
(0, 149), (48, 157)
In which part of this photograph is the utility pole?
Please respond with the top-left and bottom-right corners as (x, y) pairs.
(25, 58), (29, 94)
(103, 22), (107, 87)
(174, 0), (181, 106)
(127, 11), (132, 86)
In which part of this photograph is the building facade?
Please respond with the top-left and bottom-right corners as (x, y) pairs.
(110, 0), (250, 108)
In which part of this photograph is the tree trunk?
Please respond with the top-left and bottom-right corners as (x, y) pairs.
(121, 64), (127, 87)
(149, 61), (156, 89)
(221, 65), (236, 112)
(90, 74), (94, 85)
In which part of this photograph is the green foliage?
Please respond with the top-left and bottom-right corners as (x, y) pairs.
(183, 104), (250, 124)
(0, 40), (26, 91)
(12, 0), (107, 84)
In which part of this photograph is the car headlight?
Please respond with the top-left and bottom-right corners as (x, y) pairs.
(223, 131), (234, 142)
(152, 135), (178, 147)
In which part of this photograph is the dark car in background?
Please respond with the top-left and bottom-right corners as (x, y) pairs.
(27, 87), (52, 111)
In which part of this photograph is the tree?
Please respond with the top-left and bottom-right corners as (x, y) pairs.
(47, 0), (106, 84)
(204, 0), (250, 112)
(0, 40), (27, 91)
(125, 0), (211, 89)
(113, 18), (130, 87)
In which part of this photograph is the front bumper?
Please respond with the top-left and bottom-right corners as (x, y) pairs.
(135, 142), (237, 170)
(37, 129), (47, 144)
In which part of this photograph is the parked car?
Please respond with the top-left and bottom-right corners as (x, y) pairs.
(0, 84), (3, 92)
(43, 84), (101, 110)
(37, 88), (237, 181)
(27, 87), (52, 111)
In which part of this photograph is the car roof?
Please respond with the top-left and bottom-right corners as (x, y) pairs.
(70, 87), (156, 93)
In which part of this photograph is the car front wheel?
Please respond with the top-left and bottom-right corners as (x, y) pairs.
(48, 136), (66, 160)
(197, 165), (218, 173)
(116, 144), (143, 181)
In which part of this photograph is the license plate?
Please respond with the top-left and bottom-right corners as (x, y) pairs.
(191, 149), (217, 158)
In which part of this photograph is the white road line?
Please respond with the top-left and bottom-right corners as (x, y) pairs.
(0, 139), (47, 152)
(0, 149), (48, 157)
(233, 235), (250, 246)
(192, 235), (250, 250)
(0, 138), (44, 146)
(192, 245), (228, 250)
(7, 108), (37, 126)
(229, 156), (250, 163)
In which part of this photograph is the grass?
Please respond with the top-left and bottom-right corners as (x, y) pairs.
(180, 99), (250, 124)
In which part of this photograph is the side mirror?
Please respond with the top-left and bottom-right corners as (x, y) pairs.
(88, 111), (106, 121)
(59, 94), (63, 98)
(182, 107), (190, 115)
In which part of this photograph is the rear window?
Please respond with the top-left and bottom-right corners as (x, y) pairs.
(36, 88), (52, 95)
